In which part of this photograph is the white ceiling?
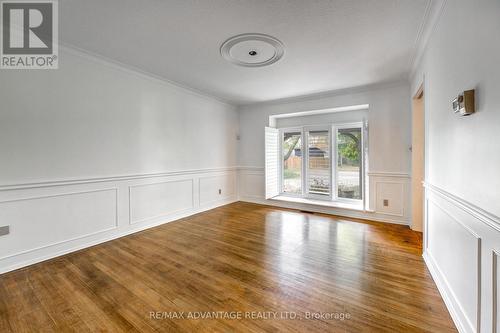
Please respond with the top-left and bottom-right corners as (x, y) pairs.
(60, 0), (430, 104)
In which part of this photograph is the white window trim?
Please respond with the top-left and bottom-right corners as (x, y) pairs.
(304, 125), (332, 200)
(333, 122), (365, 205)
(279, 127), (304, 198)
(279, 121), (366, 206)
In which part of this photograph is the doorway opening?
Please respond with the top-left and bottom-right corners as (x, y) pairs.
(411, 85), (424, 232)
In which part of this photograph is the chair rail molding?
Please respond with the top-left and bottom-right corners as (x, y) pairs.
(0, 167), (238, 274)
(367, 171), (411, 178)
(423, 182), (500, 333)
(424, 182), (500, 232)
(239, 166), (411, 225)
(0, 167), (239, 191)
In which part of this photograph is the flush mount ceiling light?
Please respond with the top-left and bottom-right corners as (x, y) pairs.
(220, 33), (284, 67)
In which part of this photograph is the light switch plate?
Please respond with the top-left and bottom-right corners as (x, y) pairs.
(0, 226), (9, 236)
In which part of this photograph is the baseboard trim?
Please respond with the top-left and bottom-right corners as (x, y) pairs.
(423, 251), (470, 333)
(0, 197), (237, 275)
(239, 196), (409, 226)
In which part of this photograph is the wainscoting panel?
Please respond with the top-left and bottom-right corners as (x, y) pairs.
(374, 181), (404, 216)
(424, 183), (500, 333)
(238, 167), (411, 225)
(368, 172), (410, 221)
(0, 188), (118, 261)
(129, 179), (194, 225)
(494, 251), (499, 333)
(427, 200), (480, 333)
(0, 168), (238, 274)
(199, 172), (237, 207)
(239, 168), (265, 200)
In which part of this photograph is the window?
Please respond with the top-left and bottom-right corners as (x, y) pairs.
(282, 131), (302, 194)
(336, 126), (363, 200)
(267, 122), (365, 204)
(307, 130), (330, 196)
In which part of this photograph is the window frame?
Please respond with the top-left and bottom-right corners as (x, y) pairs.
(279, 125), (333, 201)
(279, 121), (366, 204)
(280, 127), (305, 198)
(304, 125), (332, 200)
(333, 122), (365, 204)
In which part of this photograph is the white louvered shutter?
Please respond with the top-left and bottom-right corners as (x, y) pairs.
(265, 127), (280, 199)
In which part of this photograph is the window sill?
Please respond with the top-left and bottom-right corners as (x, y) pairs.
(272, 195), (364, 211)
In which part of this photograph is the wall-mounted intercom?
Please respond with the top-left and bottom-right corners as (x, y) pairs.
(453, 90), (475, 116)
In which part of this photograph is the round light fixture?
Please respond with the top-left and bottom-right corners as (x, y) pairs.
(220, 33), (284, 67)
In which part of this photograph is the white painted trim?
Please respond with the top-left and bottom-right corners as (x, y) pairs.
(278, 127), (304, 197)
(493, 250), (499, 333)
(334, 122), (365, 203)
(368, 171), (411, 178)
(239, 166), (410, 224)
(0, 188), (119, 261)
(238, 80), (408, 107)
(128, 179), (195, 225)
(0, 197), (237, 275)
(198, 173), (238, 208)
(0, 223), (119, 262)
(238, 166), (265, 172)
(0, 166), (413, 275)
(423, 251), (469, 333)
(0, 187), (118, 207)
(270, 104), (369, 120)
(272, 195), (363, 211)
(0, 167), (239, 191)
(199, 195), (238, 209)
(409, 0), (448, 78)
(265, 127), (281, 199)
(240, 196), (409, 226)
(60, 43), (234, 107)
(424, 182), (500, 232)
(0, 168), (239, 274)
(408, 0), (433, 73)
(427, 199), (482, 333)
(373, 180), (405, 217)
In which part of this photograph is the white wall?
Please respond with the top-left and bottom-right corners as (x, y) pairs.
(0, 47), (239, 273)
(411, 1), (500, 332)
(0, 48), (238, 185)
(275, 109), (368, 128)
(239, 83), (411, 172)
(238, 83), (412, 224)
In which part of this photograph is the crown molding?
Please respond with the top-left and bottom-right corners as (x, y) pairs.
(409, 0), (448, 79)
(238, 80), (409, 108)
(58, 42), (235, 108)
(56, 1), (446, 110)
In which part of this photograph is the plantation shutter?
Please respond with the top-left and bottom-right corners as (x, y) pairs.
(265, 127), (280, 199)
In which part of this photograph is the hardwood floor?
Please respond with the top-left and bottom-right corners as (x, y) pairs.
(0, 202), (456, 332)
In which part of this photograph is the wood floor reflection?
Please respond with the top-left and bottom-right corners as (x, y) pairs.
(0, 202), (456, 332)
